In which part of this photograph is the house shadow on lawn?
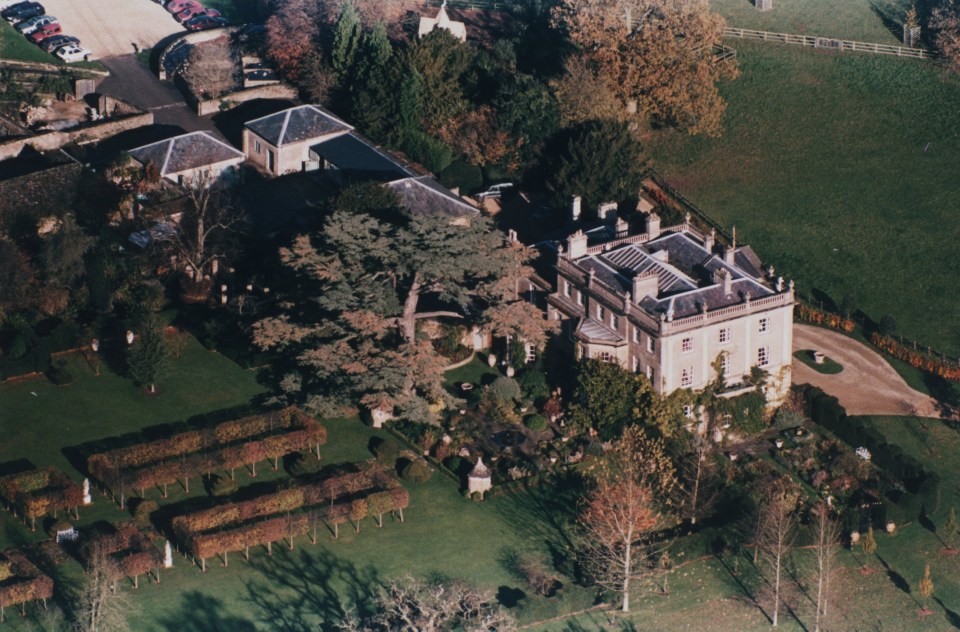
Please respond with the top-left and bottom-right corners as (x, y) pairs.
(243, 547), (380, 632)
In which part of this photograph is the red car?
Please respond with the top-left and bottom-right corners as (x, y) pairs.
(28, 20), (59, 43)
(176, 5), (219, 22)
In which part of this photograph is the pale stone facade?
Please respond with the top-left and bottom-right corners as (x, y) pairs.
(242, 105), (352, 177)
(547, 212), (794, 404)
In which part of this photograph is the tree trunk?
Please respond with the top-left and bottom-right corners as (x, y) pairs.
(690, 451), (703, 525)
(163, 482), (168, 498)
(245, 546), (249, 561)
(250, 462), (257, 477)
(773, 548), (781, 626)
(377, 513), (383, 528)
(223, 550), (228, 567)
(134, 574), (139, 589)
(334, 523), (339, 539)
(622, 540), (631, 612)
(201, 558), (206, 573)
(266, 541), (272, 556)
(273, 456), (279, 470)
(230, 468), (235, 481)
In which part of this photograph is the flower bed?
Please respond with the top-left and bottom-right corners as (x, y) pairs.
(87, 407), (327, 504)
(0, 467), (83, 529)
(170, 462), (409, 571)
(0, 549), (54, 616)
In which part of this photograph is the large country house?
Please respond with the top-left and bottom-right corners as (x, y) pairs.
(545, 201), (794, 404)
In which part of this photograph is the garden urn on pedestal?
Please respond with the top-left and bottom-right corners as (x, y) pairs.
(82, 478), (92, 505)
(468, 457), (493, 499)
(487, 354), (497, 367)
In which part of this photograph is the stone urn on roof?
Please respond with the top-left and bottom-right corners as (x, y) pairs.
(468, 457), (492, 499)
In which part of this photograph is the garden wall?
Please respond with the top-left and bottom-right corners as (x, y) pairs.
(191, 83), (298, 116)
(0, 110), (153, 161)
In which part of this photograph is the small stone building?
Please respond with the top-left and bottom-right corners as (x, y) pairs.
(128, 131), (245, 186)
(242, 104), (352, 177)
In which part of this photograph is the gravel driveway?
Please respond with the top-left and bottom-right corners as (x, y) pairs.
(792, 324), (944, 418)
(39, 0), (184, 58)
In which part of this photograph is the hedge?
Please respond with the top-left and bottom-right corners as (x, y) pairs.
(0, 467), (83, 528)
(87, 407), (327, 504)
(0, 549), (54, 610)
(82, 523), (163, 587)
(870, 333), (960, 381)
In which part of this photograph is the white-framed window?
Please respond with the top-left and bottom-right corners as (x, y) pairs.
(632, 356), (640, 372)
(563, 280), (572, 298)
(646, 336), (655, 353)
(254, 140), (261, 154)
(633, 327), (641, 343)
(611, 314), (619, 330)
(683, 405), (694, 419)
(681, 367), (694, 388)
(596, 351), (614, 363)
(757, 346), (770, 367)
(576, 291), (584, 306)
(718, 327), (730, 345)
(758, 317), (770, 334)
(719, 353), (730, 375)
(682, 337), (694, 353)
(645, 365), (655, 383)
(597, 305), (606, 321)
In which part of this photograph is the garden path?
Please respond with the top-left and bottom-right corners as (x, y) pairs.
(792, 324), (944, 418)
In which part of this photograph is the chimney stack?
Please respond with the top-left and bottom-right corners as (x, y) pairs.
(645, 212), (661, 239)
(570, 195), (582, 222)
(566, 229), (588, 259)
(632, 269), (659, 302)
(715, 268), (733, 295)
(615, 216), (629, 238)
(704, 228), (715, 253)
(597, 201), (618, 224)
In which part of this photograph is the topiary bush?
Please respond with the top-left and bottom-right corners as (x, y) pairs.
(400, 460), (433, 484)
(489, 376), (521, 402)
(289, 452), (324, 476)
(525, 414), (548, 431)
(517, 368), (549, 403)
(209, 474), (238, 497)
(372, 438), (401, 466)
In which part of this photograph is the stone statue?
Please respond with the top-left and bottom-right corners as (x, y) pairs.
(164, 541), (174, 568)
(82, 478), (92, 505)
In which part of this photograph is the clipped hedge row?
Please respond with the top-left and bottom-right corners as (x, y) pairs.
(795, 303), (855, 333)
(0, 549), (54, 609)
(804, 386), (940, 520)
(83, 523), (163, 583)
(0, 468), (83, 523)
(88, 407), (326, 502)
(871, 333), (960, 382)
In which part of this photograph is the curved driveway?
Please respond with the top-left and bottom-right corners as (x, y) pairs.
(792, 324), (944, 418)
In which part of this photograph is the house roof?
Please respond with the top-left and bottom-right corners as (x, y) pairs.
(310, 133), (413, 181)
(573, 230), (774, 321)
(578, 319), (626, 344)
(418, 7), (467, 41)
(128, 131), (244, 177)
(245, 104), (352, 147)
(386, 176), (479, 218)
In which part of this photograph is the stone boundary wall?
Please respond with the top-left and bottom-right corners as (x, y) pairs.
(157, 27), (237, 80)
(0, 110), (153, 161)
(193, 83), (298, 115)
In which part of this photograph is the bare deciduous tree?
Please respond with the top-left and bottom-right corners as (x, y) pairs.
(757, 477), (798, 627)
(811, 502), (840, 632)
(175, 172), (246, 282)
(182, 38), (239, 99)
(679, 433), (720, 526)
(74, 542), (136, 632)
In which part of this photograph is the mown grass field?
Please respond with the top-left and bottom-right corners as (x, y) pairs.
(711, 0), (911, 43)
(0, 19), (59, 64)
(648, 41), (960, 357)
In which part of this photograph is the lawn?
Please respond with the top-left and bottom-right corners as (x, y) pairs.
(648, 41), (960, 357)
(0, 19), (58, 64)
(711, 0), (910, 44)
(0, 338), (594, 630)
(793, 349), (844, 374)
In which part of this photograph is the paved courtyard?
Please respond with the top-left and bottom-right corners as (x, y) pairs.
(39, 0), (183, 59)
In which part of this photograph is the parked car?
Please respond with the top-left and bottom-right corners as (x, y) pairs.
(0, 0), (29, 11)
(41, 33), (77, 53)
(176, 6), (218, 22)
(165, 0), (199, 13)
(54, 44), (91, 62)
(2, 2), (42, 22)
(28, 20), (59, 43)
(183, 14), (227, 31)
(15, 13), (55, 34)
(475, 182), (515, 200)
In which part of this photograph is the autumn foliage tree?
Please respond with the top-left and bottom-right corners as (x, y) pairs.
(266, 0), (320, 80)
(578, 426), (676, 612)
(552, 0), (738, 137)
(931, 1), (960, 71)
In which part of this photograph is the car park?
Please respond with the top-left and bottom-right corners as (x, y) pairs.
(27, 20), (59, 43)
(54, 44), (91, 62)
(15, 13), (55, 34)
(2, 2), (43, 22)
(165, 0), (199, 14)
(40, 33), (78, 53)
(183, 14), (226, 31)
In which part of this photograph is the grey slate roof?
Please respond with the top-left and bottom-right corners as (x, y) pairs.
(245, 105), (352, 147)
(387, 176), (479, 218)
(575, 231), (773, 320)
(310, 132), (413, 181)
(128, 131), (244, 177)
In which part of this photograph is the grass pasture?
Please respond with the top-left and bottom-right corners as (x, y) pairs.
(649, 41), (960, 357)
(711, 0), (911, 44)
(0, 19), (59, 65)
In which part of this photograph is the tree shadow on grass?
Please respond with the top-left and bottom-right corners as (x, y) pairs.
(156, 591), (259, 632)
(935, 596), (960, 629)
(242, 546), (379, 632)
(877, 555), (918, 607)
